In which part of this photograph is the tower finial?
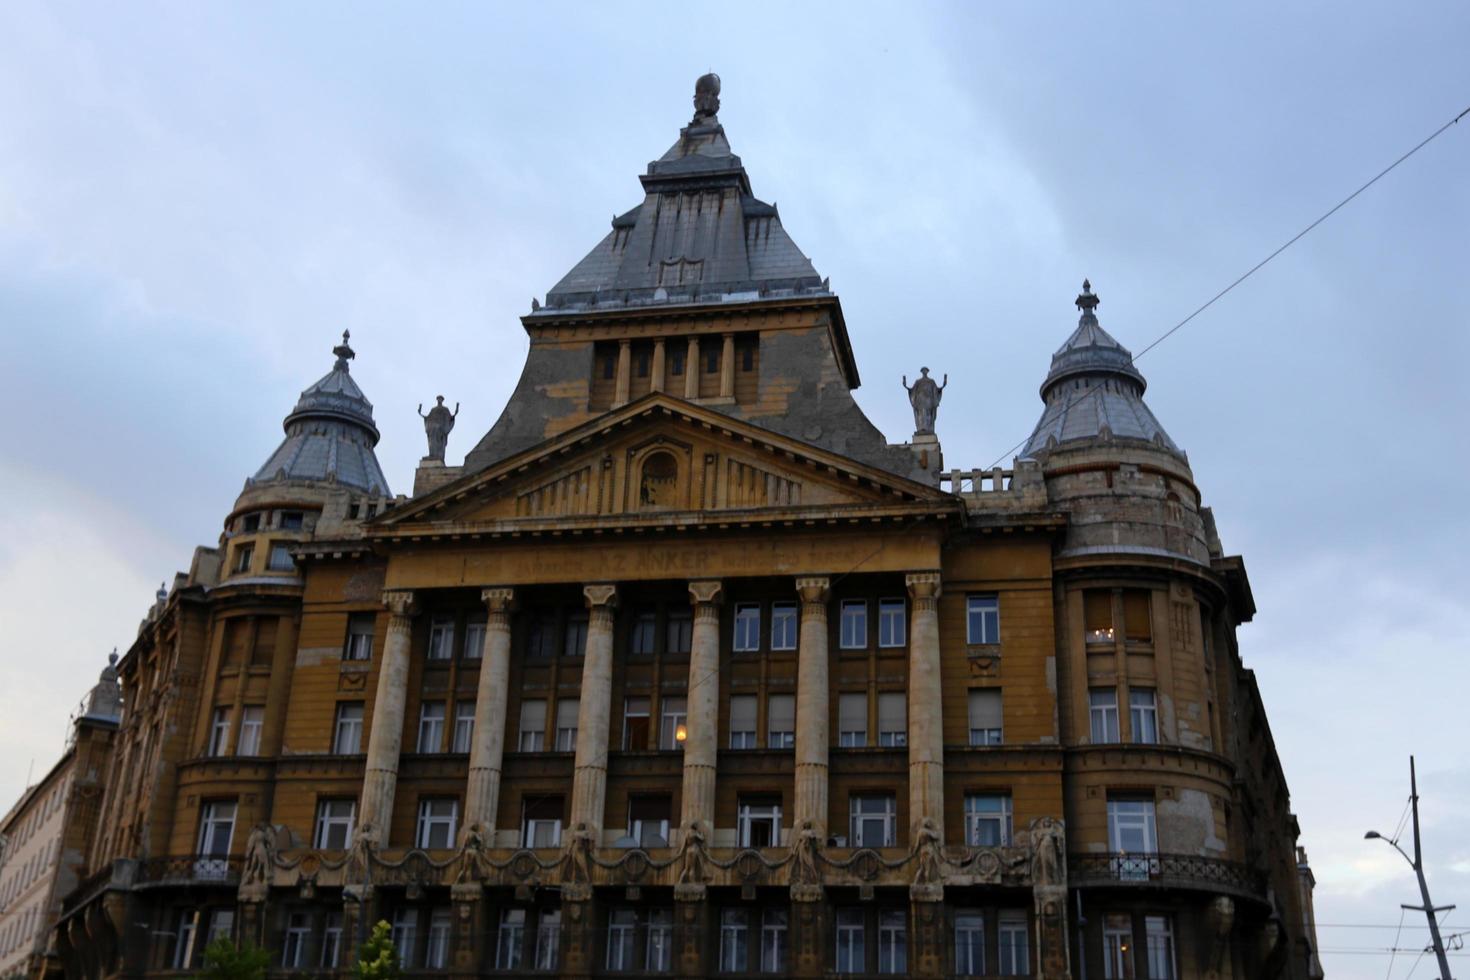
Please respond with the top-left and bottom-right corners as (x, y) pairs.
(333, 330), (356, 371)
(1075, 279), (1100, 314)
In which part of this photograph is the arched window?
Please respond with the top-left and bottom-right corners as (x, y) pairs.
(639, 452), (679, 509)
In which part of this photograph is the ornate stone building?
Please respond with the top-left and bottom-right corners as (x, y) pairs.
(56, 76), (1322, 979)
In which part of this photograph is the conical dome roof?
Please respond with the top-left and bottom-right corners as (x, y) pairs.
(251, 332), (392, 494)
(1021, 282), (1181, 459)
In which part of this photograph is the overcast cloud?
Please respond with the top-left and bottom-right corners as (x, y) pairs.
(1, 4), (1466, 976)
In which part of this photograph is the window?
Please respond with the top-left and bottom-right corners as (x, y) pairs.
(518, 700), (546, 751)
(666, 612), (692, 655)
(267, 543), (295, 572)
(631, 613), (657, 655)
(197, 801), (236, 858)
(427, 615), (455, 661)
(496, 909), (525, 970)
(602, 354), (616, 380)
(835, 908), (864, 973)
(877, 692), (907, 747)
(607, 910), (637, 972)
(720, 909), (749, 972)
(321, 911), (343, 968)
(1130, 689), (1158, 744)
(636, 350), (650, 378)
(705, 347), (720, 374)
(391, 909), (418, 968)
(234, 544), (253, 573)
(737, 797), (782, 848)
(729, 695), (757, 748)
(1085, 590), (1115, 645)
(280, 511), (304, 531)
(1090, 689), (1120, 742)
(416, 798), (458, 849)
(344, 614), (374, 661)
(646, 909), (673, 972)
(418, 701), (446, 752)
(760, 909), (787, 973)
(334, 703), (364, 754)
(452, 701), (475, 753)
(838, 693), (867, 747)
(563, 614), (588, 658)
(463, 615), (486, 659)
(534, 910), (560, 971)
(767, 694), (795, 749)
(741, 345), (755, 372)
(998, 910), (1029, 975)
(623, 697), (651, 749)
(522, 797), (562, 848)
(733, 603), (761, 652)
(172, 910), (198, 969)
(424, 907), (451, 969)
(314, 799), (356, 849)
(1103, 914), (1135, 979)
(527, 615), (557, 659)
(1108, 798), (1158, 880)
(670, 348), (685, 376)
(769, 602), (796, 651)
(849, 795), (896, 848)
(967, 594), (1000, 644)
(659, 697), (687, 750)
(205, 908), (234, 947)
(1145, 916), (1176, 979)
(208, 707), (231, 757)
(628, 796), (670, 847)
(241, 513), (261, 533)
(283, 912), (311, 968)
(877, 909), (906, 974)
(1123, 590), (1153, 643)
(964, 793), (1013, 846)
(968, 689), (1003, 746)
(555, 698), (579, 752)
(878, 599), (906, 648)
(955, 910), (985, 976)
(839, 600), (867, 649)
(237, 707), (263, 756)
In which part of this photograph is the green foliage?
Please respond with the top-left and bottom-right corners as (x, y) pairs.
(352, 920), (400, 980)
(198, 936), (270, 980)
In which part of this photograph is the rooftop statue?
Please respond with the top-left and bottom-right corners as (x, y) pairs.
(903, 367), (947, 435)
(692, 72), (721, 121)
(418, 395), (459, 461)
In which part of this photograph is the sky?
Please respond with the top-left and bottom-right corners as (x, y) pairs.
(1, 3), (1467, 975)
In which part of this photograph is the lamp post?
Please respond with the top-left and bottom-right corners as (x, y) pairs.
(1365, 756), (1454, 980)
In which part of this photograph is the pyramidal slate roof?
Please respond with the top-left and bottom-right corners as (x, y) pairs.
(251, 332), (392, 494)
(1021, 282), (1183, 459)
(539, 74), (826, 313)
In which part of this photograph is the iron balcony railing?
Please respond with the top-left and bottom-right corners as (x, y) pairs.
(1068, 852), (1266, 899)
(135, 854), (243, 887)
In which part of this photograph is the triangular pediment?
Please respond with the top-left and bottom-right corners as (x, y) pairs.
(375, 394), (954, 533)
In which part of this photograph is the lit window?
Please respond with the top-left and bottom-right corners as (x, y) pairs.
(452, 701), (475, 753)
(343, 614), (374, 661)
(518, 700), (546, 752)
(314, 799), (356, 850)
(964, 793), (1013, 846)
(835, 908), (865, 973)
(522, 797), (562, 848)
(720, 909), (749, 972)
(534, 910), (560, 971)
(760, 909), (787, 974)
(237, 707), (263, 756)
(1103, 914), (1134, 979)
(659, 697), (687, 751)
(283, 912), (311, 968)
(737, 798), (782, 848)
(1085, 591), (1115, 645)
(267, 543), (295, 572)
(877, 909), (907, 974)
(849, 795), (896, 848)
(555, 698), (579, 752)
(968, 689), (1003, 746)
(1130, 689), (1158, 744)
(770, 602), (797, 651)
(416, 798), (458, 849)
(877, 599), (906, 648)
(333, 703), (363, 754)
(733, 603), (761, 652)
(966, 594), (999, 644)
(417, 702), (446, 753)
(1090, 689), (1120, 743)
(877, 692), (907, 747)
(631, 613), (657, 655)
(729, 694), (757, 749)
(623, 697), (651, 750)
(955, 910), (985, 976)
(998, 910), (1029, 975)
(766, 694), (795, 749)
(1145, 916), (1176, 980)
(666, 613), (692, 655)
(208, 708), (231, 757)
(839, 600), (867, 649)
(496, 909), (525, 971)
(427, 615), (455, 661)
(838, 693), (867, 747)
(462, 615), (486, 659)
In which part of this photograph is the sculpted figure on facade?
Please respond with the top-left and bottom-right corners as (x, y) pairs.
(241, 824), (276, 887)
(902, 367), (947, 435)
(417, 395), (459, 461)
(345, 823), (379, 884)
(453, 823), (489, 884)
(1028, 816), (1065, 887)
(912, 816), (945, 886)
(678, 822), (709, 885)
(791, 820), (822, 885)
(563, 822), (595, 884)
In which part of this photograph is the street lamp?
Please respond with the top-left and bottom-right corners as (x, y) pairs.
(1365, 756), (1455, 980)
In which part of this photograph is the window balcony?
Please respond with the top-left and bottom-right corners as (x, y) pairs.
(1068, 852), (1266, 902)
(134, 855), (243, 888)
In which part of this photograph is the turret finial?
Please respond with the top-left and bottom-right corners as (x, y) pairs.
(1075, 279), (1100, 314)
(333, 330), (356, 371)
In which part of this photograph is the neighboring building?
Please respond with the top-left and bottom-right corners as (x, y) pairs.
(1, 658), (121, 980)
(57, 76), (1321, 979)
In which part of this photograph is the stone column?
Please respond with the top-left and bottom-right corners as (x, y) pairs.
(651, 339), (667, 393)
(906, 572), (944, 842)
(464, 588), (515, 838)
(570, 584), (618, 836)
(719, 333), (735, 398)
(680, 581), (723, 834)
(614, 340), (632, 406)
(793, 577), (831, 835)
(360, 590), (418, 843)
(684, 337), (700, 399)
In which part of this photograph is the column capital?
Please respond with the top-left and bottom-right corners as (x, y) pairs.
(905, 571), (942, 602)
(583, 583), (619, 610)
(687, 580), (723, 606)
(381, 590), (419, 618)
(795, 576), (830, 605)
(480, 587), (516, 614)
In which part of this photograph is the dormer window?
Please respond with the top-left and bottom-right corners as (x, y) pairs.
(241, 514), (261, 533)
(280, 511), (304, 530)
